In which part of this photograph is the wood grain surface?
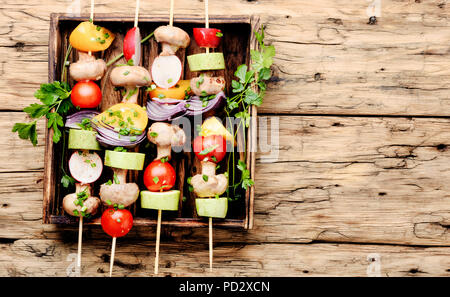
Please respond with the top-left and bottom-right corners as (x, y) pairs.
(1, 0), (450, 276)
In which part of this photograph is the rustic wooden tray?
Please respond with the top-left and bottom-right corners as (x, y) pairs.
(43, 13), (258, 229)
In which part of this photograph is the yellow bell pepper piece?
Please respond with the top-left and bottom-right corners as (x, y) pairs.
(200, 117), (235, 145)
(69, 21), (115, 52)
(149, 80), (192, 100)
(93, 103), (148, 135)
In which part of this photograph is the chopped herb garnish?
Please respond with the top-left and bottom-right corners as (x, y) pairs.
(106, 180), (113, 186)
(123, 71), (130, 76)
(160, 157), (169, 163)
(149, 132), (158, 138)
(202, 175), (209, 182)
(198, 144), (219, 156)
(153, 176), (159, 184)
(113, 173), (120, 184)
(96, 26), (101, 31)
(216, 31), (223, 37)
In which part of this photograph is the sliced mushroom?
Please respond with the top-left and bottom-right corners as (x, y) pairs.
(190, 76), (226, 96)
(110, 65), (152, 103)
(62, 183), (101, 217)
(154, 25), (190, 56)
(147, 122), (186, 160)
(191, 161), (228, 198)
(70, 52), (107, 81)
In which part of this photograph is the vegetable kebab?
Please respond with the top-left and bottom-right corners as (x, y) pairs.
(151, 0), (190, 90)
(191, 121), (230, 272)
(187, 0), (226, 111)
(100, 147), (145, 277)
(68, 2), (114, 109)
(61, 2), (114, 273)
(62, 131), (103, 272)
(91, 16), (151, 148)
(140, 122), (186, 275)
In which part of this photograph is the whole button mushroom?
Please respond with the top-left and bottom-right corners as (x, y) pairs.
(190, 75), (226, 96)
(99, 150), (146, 207)
(110, 65), (152, 104)
(70, 52), (107, 82)
(147, 122), (186, 160)
(63, 183), (101, 217)
(154, 25), (190, 56)
(190, 160), (228, 198)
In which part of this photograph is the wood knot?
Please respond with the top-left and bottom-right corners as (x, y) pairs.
(14, 42), (25, 52)
(314, 73), (323, 81)
(437, 144), (447, 151)
(368, 16), (377, 25)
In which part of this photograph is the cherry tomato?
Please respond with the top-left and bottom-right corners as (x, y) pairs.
(143, 159), (176, 192)
(193, 135), (227, 163)
(71, 80), (102, 108)
(193, 28), (222, 48)
(101, 208), (133, 238)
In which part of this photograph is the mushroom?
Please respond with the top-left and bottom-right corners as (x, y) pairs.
(191, 161), (228, 197)
(190, 75), (226, 96)
(99, 168), (140, 207)
(70, 51), (107, 81)
(147, 122), (186, 160)
(99, 150), (145, 208)
(110, 65), (152, 104)
(154, 25), (190, 56)
(63, 183), (101, 217)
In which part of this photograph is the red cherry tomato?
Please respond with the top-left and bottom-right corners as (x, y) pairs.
(71, 80), (102, 108)
(101, 208), (133, 238)
(193, 135), (227, 163)
(143, 159), (176, 192)
(193, 28), (222, 48)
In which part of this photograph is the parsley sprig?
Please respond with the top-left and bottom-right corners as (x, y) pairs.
(13, 82), (73, 145)
(226, 25), (275, 193)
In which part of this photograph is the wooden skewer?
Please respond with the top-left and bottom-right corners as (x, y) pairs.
(134, 0), (140, 28)
(90, 0), (95, 22)
(209, 217), (213, 272)
(88, 0), (94, 57)
(77, 216), (83, 268)
(205, 0), (210, 54)
(109, 237), (117, 277)
(154, 209), (162, 274)
(169, 0), (174, 26)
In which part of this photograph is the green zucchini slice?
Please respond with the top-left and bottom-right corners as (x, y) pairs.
(140, 190), (180, 211)
(195, 197), (228, 218)
(104, 150), (145, 170)
(68, 129), (101, 151)
(187, 53), (225, 72)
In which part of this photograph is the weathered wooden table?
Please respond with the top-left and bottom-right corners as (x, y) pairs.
(1, 0), (449, 277)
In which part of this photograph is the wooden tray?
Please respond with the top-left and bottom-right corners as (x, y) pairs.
(43, 13), (258, 229)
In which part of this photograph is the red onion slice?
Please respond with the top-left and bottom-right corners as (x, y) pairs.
(65, 110), (100, 129)
(91, 121), (147, 148)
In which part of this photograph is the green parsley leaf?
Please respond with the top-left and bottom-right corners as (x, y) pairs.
(12, 122), (38, 146)
(61, 174), (76, 188)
